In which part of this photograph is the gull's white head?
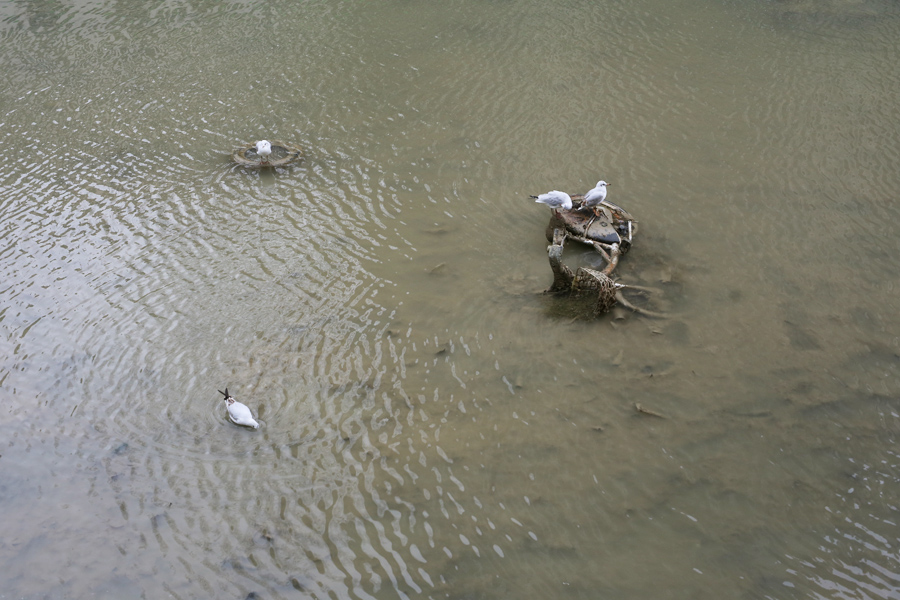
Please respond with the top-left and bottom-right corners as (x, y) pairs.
(255, 140), (272, 160)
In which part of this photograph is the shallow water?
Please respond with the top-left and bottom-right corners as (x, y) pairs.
(2, 0), (900, 598)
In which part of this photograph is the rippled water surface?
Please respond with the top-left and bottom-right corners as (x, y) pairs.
(3, 0), (900, 598)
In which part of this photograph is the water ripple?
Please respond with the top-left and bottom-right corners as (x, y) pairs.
(3, 0), (900, 598)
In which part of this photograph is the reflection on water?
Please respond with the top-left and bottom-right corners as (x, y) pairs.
(2, 0), (900, 598)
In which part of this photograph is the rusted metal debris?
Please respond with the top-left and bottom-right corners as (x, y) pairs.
(541, 195), (664, 318)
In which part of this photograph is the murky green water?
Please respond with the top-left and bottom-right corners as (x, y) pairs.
(2, 0), (900, 598)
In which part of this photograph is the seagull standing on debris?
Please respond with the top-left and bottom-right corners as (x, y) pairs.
(581, 180), (610, 211)
(531, 190), (573, 212)
(219, 388), (259, 429)
(255, 140), (272, 163)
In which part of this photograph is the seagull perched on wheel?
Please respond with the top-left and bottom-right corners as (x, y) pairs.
(531, 190), (573, 212)
(218, 388), (259, 429)
(255, 140), (272, 163)
(581, 180), (610, 213)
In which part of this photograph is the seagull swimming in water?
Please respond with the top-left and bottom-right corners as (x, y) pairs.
(531, 190), (573, 211)
(255, 140), (272, 163)
(219, 388), (259, 429)
(581, 180), (610, 212)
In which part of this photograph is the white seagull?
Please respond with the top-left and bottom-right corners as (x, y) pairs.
(531, 190), (573, 211)
(581, 180), (610, 211)
(219, 388), (259, 429)
(255, 140), (272, 163)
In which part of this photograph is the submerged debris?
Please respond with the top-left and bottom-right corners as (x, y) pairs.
(634, 403), (667, 419)
(233, 140), (303, 168)
(539, 193), (665, 317)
